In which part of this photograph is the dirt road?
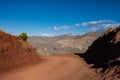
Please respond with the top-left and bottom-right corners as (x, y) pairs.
(0, 55), (97, 80)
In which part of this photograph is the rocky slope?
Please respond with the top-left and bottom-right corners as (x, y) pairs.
(82, 27), (120, 80)
(28, 32), (102, 55)
(0, 30), (40, 73)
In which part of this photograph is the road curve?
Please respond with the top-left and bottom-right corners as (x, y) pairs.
(0, 54), (96, 80)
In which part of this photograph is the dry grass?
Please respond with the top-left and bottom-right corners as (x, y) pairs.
(0, 31), (41, 73)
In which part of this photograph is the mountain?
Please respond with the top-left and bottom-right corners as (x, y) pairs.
(28, 32), (102, 55)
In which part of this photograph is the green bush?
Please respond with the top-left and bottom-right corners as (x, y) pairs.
(19, 33), (28, 41)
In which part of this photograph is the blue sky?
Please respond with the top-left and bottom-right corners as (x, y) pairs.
(0, 0), (120, 36)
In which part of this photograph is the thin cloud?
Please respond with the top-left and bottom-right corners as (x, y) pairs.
(53, 25), (70, 31)
(74, 23), (80, 27)
(53, 20), (120, 32)
(53, 23), (80, 31)
(41, 33), (55, 37)
(102, 24), (120, 28)
(81, 20), (120, 32)
(81, 20), (114, 27)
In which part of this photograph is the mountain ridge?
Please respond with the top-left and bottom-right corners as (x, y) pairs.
(28, 32), (102, 55)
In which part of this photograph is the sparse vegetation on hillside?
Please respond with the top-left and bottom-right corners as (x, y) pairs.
(19, 32), (28, 41)
(0, 31), (40, 73)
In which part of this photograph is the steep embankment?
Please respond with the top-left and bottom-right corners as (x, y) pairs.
(0, 30), (40, 73)
(83, 27), (120, 80)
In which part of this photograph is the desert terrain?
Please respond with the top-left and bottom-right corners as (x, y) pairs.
(0, 27), (120, 80)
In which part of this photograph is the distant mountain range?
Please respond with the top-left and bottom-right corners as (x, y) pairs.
(28, 32), (102, 55)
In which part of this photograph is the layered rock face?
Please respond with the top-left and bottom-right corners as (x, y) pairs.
(0, 30), (40, 73)
(83, 27), (120, 80)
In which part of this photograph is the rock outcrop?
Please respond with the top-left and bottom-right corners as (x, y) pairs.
(83, 27), (120, 80)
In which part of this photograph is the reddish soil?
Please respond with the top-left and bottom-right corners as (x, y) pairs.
(0, 30), (40, 73)
(0, 54), (97, 80)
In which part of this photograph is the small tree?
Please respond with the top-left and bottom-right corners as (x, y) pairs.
(19, 33), (28, 41)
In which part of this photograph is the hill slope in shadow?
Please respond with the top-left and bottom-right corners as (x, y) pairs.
(82, 27), (120, 80)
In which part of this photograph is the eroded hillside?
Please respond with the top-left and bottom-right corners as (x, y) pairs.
(0, 30), (40, 73)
